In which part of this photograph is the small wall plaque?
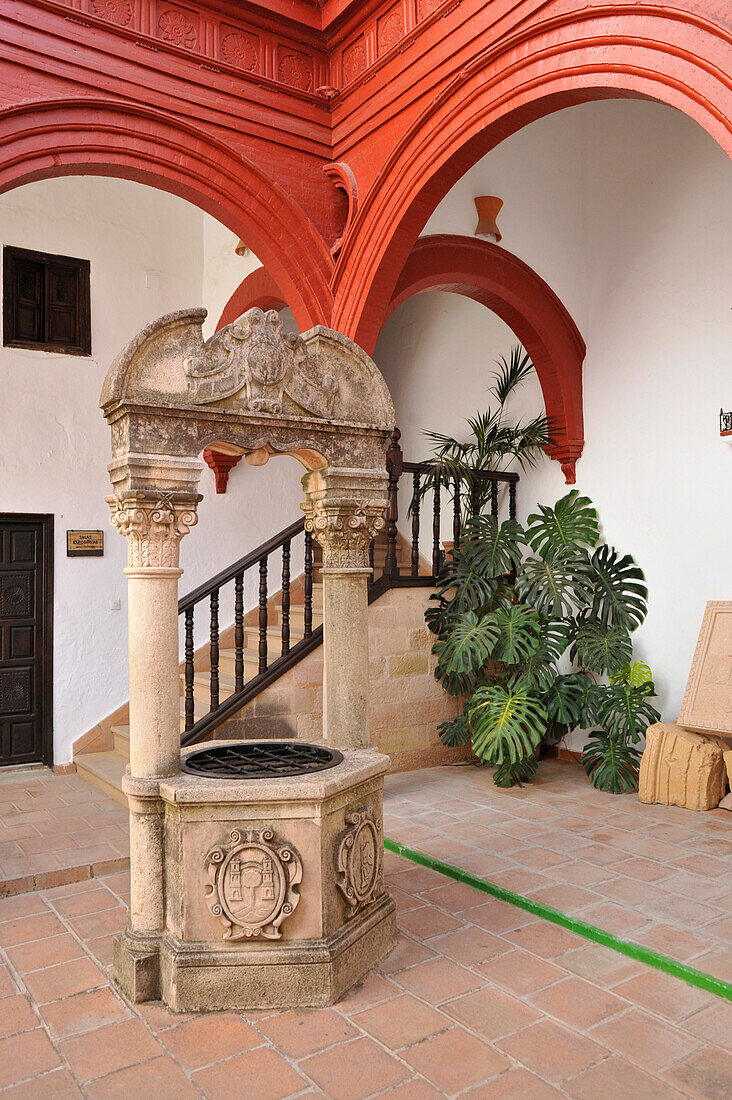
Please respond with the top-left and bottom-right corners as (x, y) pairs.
(67, 530), (104, 557)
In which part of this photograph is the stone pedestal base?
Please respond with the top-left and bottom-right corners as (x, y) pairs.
(117, 746), (397, 1011)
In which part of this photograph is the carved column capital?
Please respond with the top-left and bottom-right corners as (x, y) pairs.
(303, 498), (385, 572)
(107, 494), (199, 570)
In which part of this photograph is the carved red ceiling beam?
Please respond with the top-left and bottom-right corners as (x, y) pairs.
(388, 235), (586, 483)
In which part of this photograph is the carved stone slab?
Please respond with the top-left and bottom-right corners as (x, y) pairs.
(336, 808), (382, 912)
(205, 828), (302, 940)
(678, 602), (732, 740)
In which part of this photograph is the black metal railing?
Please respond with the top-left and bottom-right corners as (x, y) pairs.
(179, 429), (518, 746)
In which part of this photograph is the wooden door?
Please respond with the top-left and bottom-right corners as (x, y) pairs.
(0, 515), (53, 766)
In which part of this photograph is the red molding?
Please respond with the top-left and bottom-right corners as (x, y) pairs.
(216, 268), (287, 331)
(388, 235), (586, 482)
(0, 98), (334, 333)
(203, 448), (243, 493)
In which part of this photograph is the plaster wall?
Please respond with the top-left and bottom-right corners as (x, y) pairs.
(375, 101), (732, 749)
(0, 178), (302, 765)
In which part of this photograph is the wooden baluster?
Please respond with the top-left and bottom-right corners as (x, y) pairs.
(304, 531), (313, 638)
(509, 479), (517, 520)
(209, 588), (219, 712)
(281, 539), (291, 656)
(411, 471), (421, 576)
(470, 480), (481, 518)
(258, 557), (268, 675)
(432, 474), (442, 576)
(491, 478), (499, 518)
(234, 572), (244, 693)
(453, 476), (461, 549)
(384, 428), (402, 579)
(184, 607), (195, 732)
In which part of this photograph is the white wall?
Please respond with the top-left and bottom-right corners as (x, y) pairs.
(0, 177), (302, 764)
(375, 100), (732, 745)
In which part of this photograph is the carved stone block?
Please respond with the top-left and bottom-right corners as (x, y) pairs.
(638, 723), (727, 811)
(677, 602), (732, 740)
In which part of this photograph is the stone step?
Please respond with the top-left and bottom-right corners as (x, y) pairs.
(74, 750), (128, 807)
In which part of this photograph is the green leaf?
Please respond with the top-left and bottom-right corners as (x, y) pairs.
(434, 543), (497, 613)
(582, 732), (642, 793)
(432, 612), (500, 695)
(512, 646), (557, 694)
(516, 548), (593, 618)
(525, 491), (600, 558)
(540, 618), (571, 661)
(587, 545), (648, 631)
(593, 683), (661, 743)
(489, 345), (533, 405)
(609, 660), (653, 688)
(436, 714), (472, 747)
(425, 596), (456, 637)
(543, 673), (587, 727)
(468, 684), (547, 765)
(461, 515), (524, 577)
(489, 605), (541, 665)
(493, 756), (539, 788)
(572, 620), (633, 675)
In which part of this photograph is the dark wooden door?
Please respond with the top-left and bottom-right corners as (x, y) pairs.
(0, 515), (53, 766)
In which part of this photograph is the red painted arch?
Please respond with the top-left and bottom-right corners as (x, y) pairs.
(0, 98), (334, 333)
(333, 5), (732, 350)
(387, 236), (586, 482)
(216, 268), (287, 331)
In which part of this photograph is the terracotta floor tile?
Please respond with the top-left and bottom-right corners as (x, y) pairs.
(443, 986), (541, 1040)
(42, 879), (99, 900)
(529, 976), (627, 1029)
(335, 972), (399, 1014)
(420, 881), (489, 913)
(300, 1036), (410, 1099)
(0, 1028), (62, 1088)
(465, 900), (535, 935)
(0, 1068), (84, 1099)
(398, 904), (465, 939)
(510, 847), (570, 871)
(399, 1026), (510, 1092)
(502, 920), (581, 959)
(589, 1007), (701, 1072)
(353, 992), (450, 1049)
(529, 884), (598, 912)
(496, 1019), (608, 1082)
(461, 1066), (565, 1099)
(642, 894), (723, 928)
(0, 911), (66, 947)
(40, 986), (132, 1040)
(378, 934), (438, 974)
(83, 1055), (201, 1100)
(52, 886), (118, 918)
(683, 1001), (732, 1048)
(0, 994), (39, 1039)
(431, 924), (510, 966)
(613, 969), (715, 1022)
(564, 1055), (688, 1099)
(67, 905), (127, 941)
(23, 956), (107, 1004)
(692, 949), (732, 984)
(390, 867), (446, 894)
(633, 922), (715, 961)
(158, 1013), (261, 1069)
(60, 1017), (163, 1082)
(549, 861), (616, 887)
(377, 1079), (444, 1099)
(0, 963), (17, 998)
(133, 999), (197, 1031)
(393, 955), (482, 1004)
(6, 932), (85, 973)
(388, 884), (424, 913)
(663, 1046), (732, 1100)
(577, 901), (651, 936)
(557, 944), (647, 988)
(256, 1007), (357, 1059)
(476, 948), (566, 995)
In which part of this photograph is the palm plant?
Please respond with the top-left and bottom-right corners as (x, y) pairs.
(419, 347), (551, 519)
(429, 492), (661, 791)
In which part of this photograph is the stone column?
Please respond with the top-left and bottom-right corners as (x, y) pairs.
(302, 468), (387, 750)
(107, 456), (202, 1000)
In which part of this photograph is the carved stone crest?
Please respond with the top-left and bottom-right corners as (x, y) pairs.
(184, 308), (338, 417)
(205, 828), (302, 940)
(336, 808), (382, 911)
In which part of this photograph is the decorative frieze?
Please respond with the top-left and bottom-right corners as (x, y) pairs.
(91, 0), (132, 26)
(157, 6), (197, 50)
(107, 494), (198, 569)
(336, 808), (382, 911)
(205, 828), (302, 940)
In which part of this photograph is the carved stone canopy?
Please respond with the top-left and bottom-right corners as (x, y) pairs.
(100, 307), (395, 482)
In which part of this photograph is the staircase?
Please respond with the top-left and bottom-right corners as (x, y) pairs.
(75, 440), (518, 803)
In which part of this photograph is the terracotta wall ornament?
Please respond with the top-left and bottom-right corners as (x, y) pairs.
(101, 305), (397, 1008)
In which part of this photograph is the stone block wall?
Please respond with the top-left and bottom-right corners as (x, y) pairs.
(216, 587), (470, 772)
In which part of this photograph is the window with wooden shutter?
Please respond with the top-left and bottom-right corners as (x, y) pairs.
(3, 246), (91, 355)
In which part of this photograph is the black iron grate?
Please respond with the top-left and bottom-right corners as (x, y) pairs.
(181, 741), (343, 779)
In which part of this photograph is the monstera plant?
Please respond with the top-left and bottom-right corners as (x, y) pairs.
(429, 491), (661, 792)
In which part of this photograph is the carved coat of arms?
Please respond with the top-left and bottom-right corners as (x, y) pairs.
(184, 308), (338, 417)
(336, 808), (382, 912)
(205, 828), (302, 940)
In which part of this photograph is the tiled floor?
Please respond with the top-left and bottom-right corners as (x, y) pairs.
(0, 762), (729, 1098)
(384, 762), (732, 984)
(0, 772), (129, 896)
